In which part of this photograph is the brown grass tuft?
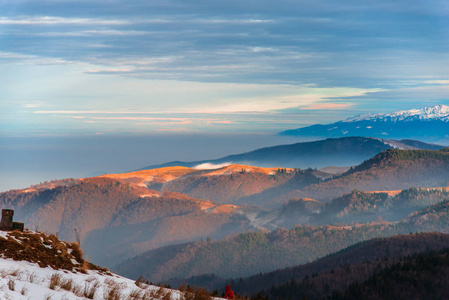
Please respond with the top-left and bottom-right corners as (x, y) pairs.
(127, 288), (143, 300)
(182, 286), (212, 300)
(83, 279), (100, 299)
(7, 278), (15, 291)
(103, 278), (123, 300)
(49, 273), (62, 290)
(20, 284), (28, 295)
(60, 278), (73, 291)
(71, 283), (83, 297)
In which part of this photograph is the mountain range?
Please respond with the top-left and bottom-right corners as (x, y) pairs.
(2, 135), (449, 298)
(281, 105), (449, 142)
(2, 145), (449, 270)
(142, 136), (443, 170)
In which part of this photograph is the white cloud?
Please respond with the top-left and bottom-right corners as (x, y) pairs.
(0, 16), (129, 26)
(193, 18), (274, 24)
(193, 162), (232, 170)
(0, 51), (70, 65)
(37, 30), (149, 37)
(424, 80), (449, 85)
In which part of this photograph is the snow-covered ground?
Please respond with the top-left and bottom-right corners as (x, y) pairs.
(0, 230), (222, 300)
(0, 257), (184, 300)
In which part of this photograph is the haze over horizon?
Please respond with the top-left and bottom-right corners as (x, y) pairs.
(1, 0), (449, 191)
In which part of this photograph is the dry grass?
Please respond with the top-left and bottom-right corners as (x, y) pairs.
(127, 288), (143, 300)
(44, 293), (53, 300)
(7, 278), (15, 291)
(141, 287), (173, 300)
(71, 283), (83, 297)
(20, 284), (28, 295)
(182, 286), (212, 300)
(103, 278), (124, 300)
(83, 279), (100, 299)
(28, 272), (36, 283)
(49, 273), (62, 290)
(60, 278), (73, 291)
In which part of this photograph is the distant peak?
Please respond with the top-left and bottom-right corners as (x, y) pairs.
(343, 105), (449, 123)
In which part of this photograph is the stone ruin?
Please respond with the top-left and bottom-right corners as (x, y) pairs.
(0, 209), (24, 232)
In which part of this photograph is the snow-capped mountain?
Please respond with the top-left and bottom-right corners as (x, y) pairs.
(280, 105), (449, 142)
(343, 105), (449, 123)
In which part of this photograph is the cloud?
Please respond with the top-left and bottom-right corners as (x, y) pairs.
(0, 16), (129, 26)
(37, 30), (149, 37)
(192, 18), (274, 24)
(193, 162), (232, 170)
(205, 120), (235, 125)
(195, 87), (383, 114)
(302, 103), (353, 110)
(0, 51), (70, 65)
(424, 80), (449, 85)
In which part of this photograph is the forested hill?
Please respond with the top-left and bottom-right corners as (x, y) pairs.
(115, 200), (449, 283)
(233, 232), (449, 298)
(282, 147), (449, 202)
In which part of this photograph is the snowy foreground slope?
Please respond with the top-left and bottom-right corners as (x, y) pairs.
(0, 230), (215, 300)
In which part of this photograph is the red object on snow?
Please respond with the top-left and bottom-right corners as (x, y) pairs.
(224, 284), (235, 299)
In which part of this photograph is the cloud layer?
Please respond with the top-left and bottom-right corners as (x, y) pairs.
(1, 0), (449, 136)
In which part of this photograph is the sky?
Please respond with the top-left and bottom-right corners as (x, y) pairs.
(1, 0), (449, 190)
(1, 0), (449, 136)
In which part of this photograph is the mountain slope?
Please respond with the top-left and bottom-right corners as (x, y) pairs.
(142, 137), (443, 170)
(281, 105), (449, 142)
(0, 177), (254, 267)
(115, 200), (449, 283)
(0, 230), (210, 300)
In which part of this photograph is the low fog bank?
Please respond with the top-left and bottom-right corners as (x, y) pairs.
(0, 133), (303, 192)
